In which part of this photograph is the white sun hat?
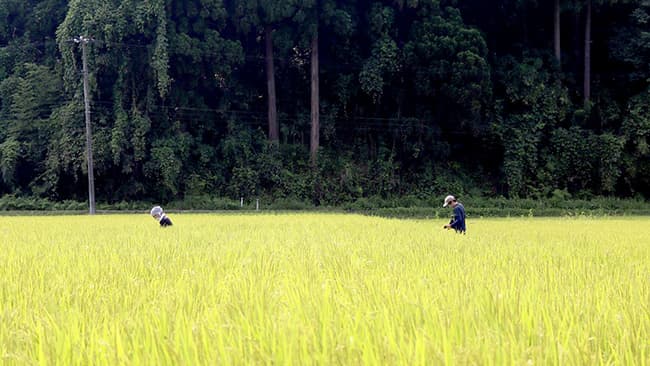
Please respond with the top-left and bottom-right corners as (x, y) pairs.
(442, 195), (455, 208)
(150, 206), (163, 217)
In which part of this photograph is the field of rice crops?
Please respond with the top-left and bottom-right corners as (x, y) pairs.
(1, 213), (649, 365)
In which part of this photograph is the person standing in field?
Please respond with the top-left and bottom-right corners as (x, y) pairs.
(443, 195), (466, 234)
(150, 206), (173, 227)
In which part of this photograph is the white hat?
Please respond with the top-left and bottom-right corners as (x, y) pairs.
(150, 206), (163, 216)
(442, 195), (455, 208)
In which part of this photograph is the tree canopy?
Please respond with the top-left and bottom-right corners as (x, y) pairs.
(1, 0), (649, 203)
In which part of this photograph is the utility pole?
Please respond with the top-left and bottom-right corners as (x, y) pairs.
(310, 31), (319, 166)
(74, 36), (96, 214)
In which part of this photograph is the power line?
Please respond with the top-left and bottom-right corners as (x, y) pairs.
(1, 99), (467, 128)
(0, 39), (59, 48)
(2, 38), (486, 74)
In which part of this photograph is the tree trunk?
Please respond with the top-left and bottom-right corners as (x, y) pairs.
(265, 25), (279, 143)
(573, 11), (581, 79)
(310, 32), (319, 165)
(584, 0), (591, 105)
(554, 0), (561, 65)
(522, 1), (528, 44)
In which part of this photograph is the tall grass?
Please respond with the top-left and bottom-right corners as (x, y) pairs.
(1, 214), (648, 364)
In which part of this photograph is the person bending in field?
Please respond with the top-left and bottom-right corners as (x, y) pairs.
(150, 206), (173, 227)
(443, 195), (466, 234)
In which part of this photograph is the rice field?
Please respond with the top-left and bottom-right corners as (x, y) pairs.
(0, 213), (649, 365)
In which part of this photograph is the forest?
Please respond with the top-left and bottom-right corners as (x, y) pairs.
(0, 0), (649, 205)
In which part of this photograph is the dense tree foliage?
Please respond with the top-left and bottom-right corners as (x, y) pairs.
(0, 0), (649, 204)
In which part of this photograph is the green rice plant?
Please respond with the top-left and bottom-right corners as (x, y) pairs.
(0, 214), (648, 365)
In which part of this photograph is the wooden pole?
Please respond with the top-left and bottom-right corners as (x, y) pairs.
(80, 37), (96, 214)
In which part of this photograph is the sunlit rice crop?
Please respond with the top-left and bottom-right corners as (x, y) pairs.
(1, 214), (649, 365)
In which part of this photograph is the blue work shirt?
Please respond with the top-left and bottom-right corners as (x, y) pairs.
(449, 203), (466, 233)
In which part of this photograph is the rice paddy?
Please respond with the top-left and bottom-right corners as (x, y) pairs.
(1, 214), (649, 365)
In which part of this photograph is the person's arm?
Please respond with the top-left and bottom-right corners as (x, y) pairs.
(448, 207), (461, 229)
(444, 208), (458, 229)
